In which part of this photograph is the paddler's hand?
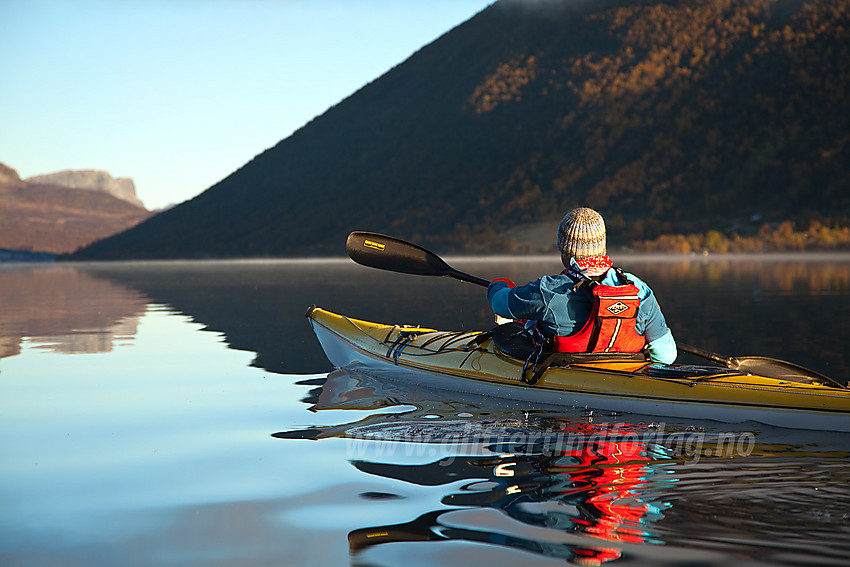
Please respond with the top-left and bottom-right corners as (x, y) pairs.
(488, 278), (516, 291)
(488, 279), (517, 325)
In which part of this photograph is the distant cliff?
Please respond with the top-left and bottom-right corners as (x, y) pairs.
(70, 0), (850, 259)
(25, 169), (145, 208)
(0, 162), (153, 255)
(0, 163), (24, 186)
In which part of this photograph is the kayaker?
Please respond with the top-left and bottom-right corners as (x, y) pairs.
(487, 207), (677, 364)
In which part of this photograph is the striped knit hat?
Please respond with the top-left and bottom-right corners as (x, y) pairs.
(557, 207), (606, 260)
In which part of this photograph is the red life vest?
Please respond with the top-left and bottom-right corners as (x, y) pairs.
(553, 274), (646, 354)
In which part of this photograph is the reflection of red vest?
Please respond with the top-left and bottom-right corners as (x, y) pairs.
(554, 282), (646, 354)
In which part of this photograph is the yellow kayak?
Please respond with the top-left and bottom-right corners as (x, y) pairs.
(306, 306), (850, 432)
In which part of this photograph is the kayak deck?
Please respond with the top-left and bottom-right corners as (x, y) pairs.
(307, 306), (850, 431)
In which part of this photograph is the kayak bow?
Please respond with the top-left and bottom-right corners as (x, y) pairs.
(306, 306), (850, 432)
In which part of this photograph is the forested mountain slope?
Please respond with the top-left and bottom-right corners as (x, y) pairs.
(71, 0), (850, 259)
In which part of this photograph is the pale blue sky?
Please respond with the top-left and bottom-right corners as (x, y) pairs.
(1, 0), (494, 210)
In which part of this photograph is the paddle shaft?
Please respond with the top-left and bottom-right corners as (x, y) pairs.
(449, 272), (490, 287)
(678, 343), (734, 366)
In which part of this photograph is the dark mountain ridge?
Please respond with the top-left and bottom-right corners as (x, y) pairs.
(71, 0), (850, 259)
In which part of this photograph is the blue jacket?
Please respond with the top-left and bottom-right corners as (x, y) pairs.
(488, 264), (677, 364)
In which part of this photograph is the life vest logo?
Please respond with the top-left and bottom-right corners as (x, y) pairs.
(363, 239), (385, 251)
(606, 301), (629, 315)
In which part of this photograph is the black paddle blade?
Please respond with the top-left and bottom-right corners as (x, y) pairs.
(733, 357), (844, 388)
(347, 232), (453, 276)
(679, 344), (844, 387)
(346, 232), (490, 286)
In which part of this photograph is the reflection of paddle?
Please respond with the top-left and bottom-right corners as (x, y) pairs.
(346, 231), (489, 286)
(678, 343), (844, 388)
(346, 231), (844, 388)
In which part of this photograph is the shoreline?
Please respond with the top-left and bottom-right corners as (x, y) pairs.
(3, 250), (850, 269)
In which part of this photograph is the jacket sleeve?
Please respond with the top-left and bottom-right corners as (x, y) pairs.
(488, 278), (549, 321)
(629, 277), (677, 364)
(487, 280), (516, 319)
(647, 331), (677, 364)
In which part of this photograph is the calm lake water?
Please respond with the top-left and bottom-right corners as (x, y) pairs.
(1, 256), (849, 566)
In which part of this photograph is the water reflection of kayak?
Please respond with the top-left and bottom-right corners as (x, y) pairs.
(348, 436), (669, 565)
(306, 307), (850, 432)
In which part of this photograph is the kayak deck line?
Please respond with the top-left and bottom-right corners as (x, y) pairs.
(306, 306), (850, 431)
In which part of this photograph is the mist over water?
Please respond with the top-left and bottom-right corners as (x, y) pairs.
(1, 256), (848, 566)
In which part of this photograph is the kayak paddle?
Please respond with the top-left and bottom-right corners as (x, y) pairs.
(346, 231), (490, 287)
(347, 231), (845, 388)
(678, 343), (845, 388)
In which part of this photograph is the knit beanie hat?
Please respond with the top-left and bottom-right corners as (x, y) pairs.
(557, 207), (606, 260)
